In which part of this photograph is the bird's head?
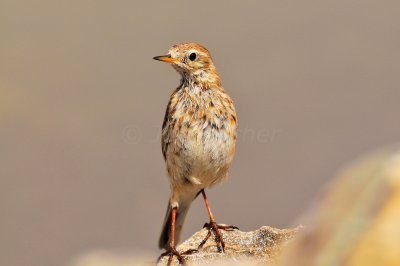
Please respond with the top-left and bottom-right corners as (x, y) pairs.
(153, 43), (220, 85)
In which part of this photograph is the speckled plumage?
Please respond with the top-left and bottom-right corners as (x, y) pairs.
(154, 43), (237, 254)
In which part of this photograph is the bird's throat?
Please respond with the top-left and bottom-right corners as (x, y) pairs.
(180, 69), (222, 90)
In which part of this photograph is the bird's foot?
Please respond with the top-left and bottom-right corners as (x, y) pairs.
(157, 247), (197, 266)
(198, 221), (239, 252)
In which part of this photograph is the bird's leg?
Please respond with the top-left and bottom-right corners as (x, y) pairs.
(157, 207), (197, 265)
(197, 189), (239, 252)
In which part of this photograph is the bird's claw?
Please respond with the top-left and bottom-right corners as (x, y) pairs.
(198, 221), (239, 252)
(202, 222), (239, 231)
(157, 247), (197, 266)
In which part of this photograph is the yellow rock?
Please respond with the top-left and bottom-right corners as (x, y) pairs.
(281, 147), (400, 266)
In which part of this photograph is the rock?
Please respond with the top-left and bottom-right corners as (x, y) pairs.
(281, 146), (400, 266)
(157, 225), (301, 266)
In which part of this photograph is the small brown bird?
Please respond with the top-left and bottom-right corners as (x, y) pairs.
(154, 43), (237, 264)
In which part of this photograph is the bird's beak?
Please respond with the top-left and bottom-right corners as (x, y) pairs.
(153, 55), (179, 63)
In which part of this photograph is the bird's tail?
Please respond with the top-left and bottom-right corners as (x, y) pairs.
(158, 201), (190, 249)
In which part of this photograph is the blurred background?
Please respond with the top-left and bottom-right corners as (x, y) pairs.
(1, 1), (400, 266)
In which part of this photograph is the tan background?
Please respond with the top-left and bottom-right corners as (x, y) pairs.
(1, 1), (400, 266)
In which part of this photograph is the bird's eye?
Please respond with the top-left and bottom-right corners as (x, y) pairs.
(189, 53), (197, 61)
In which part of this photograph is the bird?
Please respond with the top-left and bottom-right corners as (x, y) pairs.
(153, 43), (238, 265)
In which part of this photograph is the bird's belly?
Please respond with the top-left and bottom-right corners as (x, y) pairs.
(186, 129), (232, 171)
(165, 123), (235, 186)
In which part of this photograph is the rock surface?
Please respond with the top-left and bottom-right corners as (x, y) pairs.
(157, 225), (301, 266)
(281, 146), (400, 266)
